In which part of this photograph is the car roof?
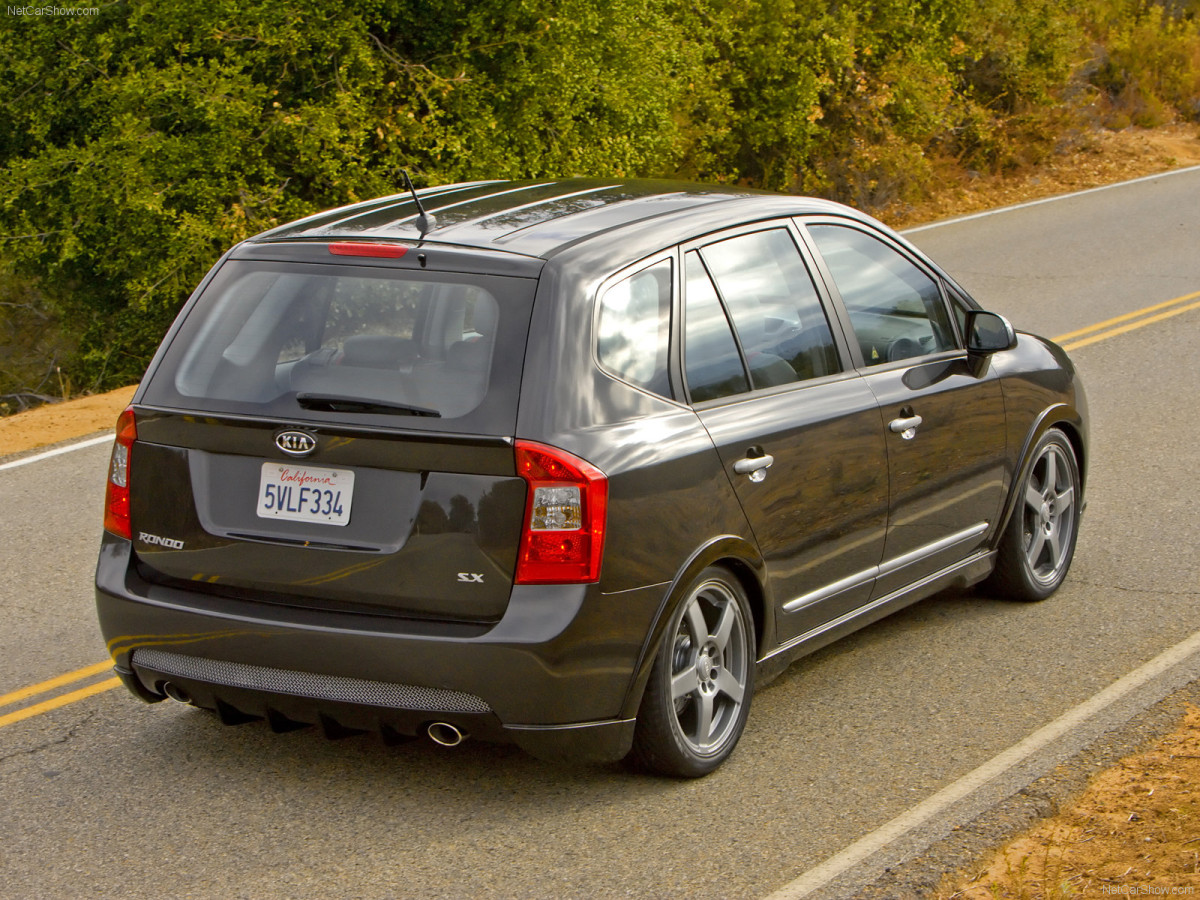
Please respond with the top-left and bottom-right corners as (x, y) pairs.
(247, 179), (856, 260)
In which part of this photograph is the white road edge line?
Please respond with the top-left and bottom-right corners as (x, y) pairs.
(764, 626), (1200, 900)
(902, 163), (1200, 235)
(0, 434), (113, 473)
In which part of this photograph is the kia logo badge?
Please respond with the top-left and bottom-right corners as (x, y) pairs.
(275, 430), (317, 457)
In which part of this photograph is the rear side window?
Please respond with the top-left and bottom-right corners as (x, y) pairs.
(144, 260), (536, 434)
(596, 259), (672, 397)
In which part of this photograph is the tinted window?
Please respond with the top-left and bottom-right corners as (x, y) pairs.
(684, 252), (749, 403)
(144, 261), (535, 434)
(596, 259), (672, 397)
(808, 225), (955, 366)
(700, 229), (840, 387)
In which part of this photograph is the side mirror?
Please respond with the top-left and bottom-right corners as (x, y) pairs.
(966, 310), (1017, 354)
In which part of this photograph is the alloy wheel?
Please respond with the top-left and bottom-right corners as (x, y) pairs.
(1021, 440), (1078, 587)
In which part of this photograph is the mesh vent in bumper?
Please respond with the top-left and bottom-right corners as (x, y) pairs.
(132, 648), (492, 714)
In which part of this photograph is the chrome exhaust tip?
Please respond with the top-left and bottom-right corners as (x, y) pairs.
(426, 722), (466, 747)
(162, 682), (192, 704)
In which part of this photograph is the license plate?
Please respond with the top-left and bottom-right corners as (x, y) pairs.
(256, 462), (354, 526)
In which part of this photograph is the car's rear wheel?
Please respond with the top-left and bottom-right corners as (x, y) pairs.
(629, 567), (755, 777)
(988, 428), (1080, 601)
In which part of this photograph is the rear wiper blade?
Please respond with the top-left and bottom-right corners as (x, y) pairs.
(296, 393), (442, 417)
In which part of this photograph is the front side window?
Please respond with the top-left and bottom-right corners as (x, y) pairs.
(807, 224), (956, 366)
(596, 259), (672, 397)
(700, 228), (840, 387)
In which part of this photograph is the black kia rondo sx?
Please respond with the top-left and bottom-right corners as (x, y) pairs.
(96, 180), (1087, 776)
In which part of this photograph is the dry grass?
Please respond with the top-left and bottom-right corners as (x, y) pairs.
(937, 706), (1200, 899)
(880, 123), (1200, 229)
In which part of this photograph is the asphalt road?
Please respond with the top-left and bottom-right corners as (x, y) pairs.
(2, 169), (1198, 900)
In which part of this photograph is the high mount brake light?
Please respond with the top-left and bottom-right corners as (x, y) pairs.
(515, 441), (608, 585)
(328, 242), (408, 258)
(103, 407), (138, 539)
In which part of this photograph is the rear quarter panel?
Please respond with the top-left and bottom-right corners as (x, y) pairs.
(515, 256), (762, 592)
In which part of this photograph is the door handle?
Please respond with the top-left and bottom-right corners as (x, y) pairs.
(889, 415), (923, 439)
(733, 454), (775, 482)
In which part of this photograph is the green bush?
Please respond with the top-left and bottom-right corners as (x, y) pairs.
(0, 0), (704, 392)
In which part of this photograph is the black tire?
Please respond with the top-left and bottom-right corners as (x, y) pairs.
(629, 566), (756, 777)
(987, 428), (1081, 602)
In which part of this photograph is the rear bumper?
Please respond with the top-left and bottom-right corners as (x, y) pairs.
(96, 533), (661, 763)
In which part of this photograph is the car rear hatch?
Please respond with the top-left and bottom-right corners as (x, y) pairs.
(128, 243), (540, 624)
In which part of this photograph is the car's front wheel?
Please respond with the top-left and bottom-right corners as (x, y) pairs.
(629, 567), (755, 777)
(988, 428), (1081, 601)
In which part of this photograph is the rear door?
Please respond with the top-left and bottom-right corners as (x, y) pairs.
(802, 222), (1009, 596)
(132, 254), (538, 623)
(681, 225), (890, 643)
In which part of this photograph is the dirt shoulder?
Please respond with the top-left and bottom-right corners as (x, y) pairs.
(0, 383), (136, 458)
(883, 123), (1200, 228)
(888, 124), (1200, 229)
(934, 703), (1200, 898)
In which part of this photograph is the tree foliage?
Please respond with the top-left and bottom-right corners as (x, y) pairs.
(1, 0), (1197, 394)
(1, 0), (704, 387)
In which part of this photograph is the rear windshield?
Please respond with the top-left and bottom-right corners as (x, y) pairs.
(142, 260), (537, 434)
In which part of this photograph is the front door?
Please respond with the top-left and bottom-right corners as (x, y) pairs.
(804, 222), (1009, 597)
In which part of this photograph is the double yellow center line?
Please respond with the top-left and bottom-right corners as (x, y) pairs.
(0, 662), (120, 730)
(2, 288), (1199, 732)
(1056, 290), (1200, 352)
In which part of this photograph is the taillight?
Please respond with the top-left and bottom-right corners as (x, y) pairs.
(515, 441), (608, 584)
(103, 407), (137, 539)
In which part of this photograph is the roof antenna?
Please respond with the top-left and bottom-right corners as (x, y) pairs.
(401, 170), (436, 237)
